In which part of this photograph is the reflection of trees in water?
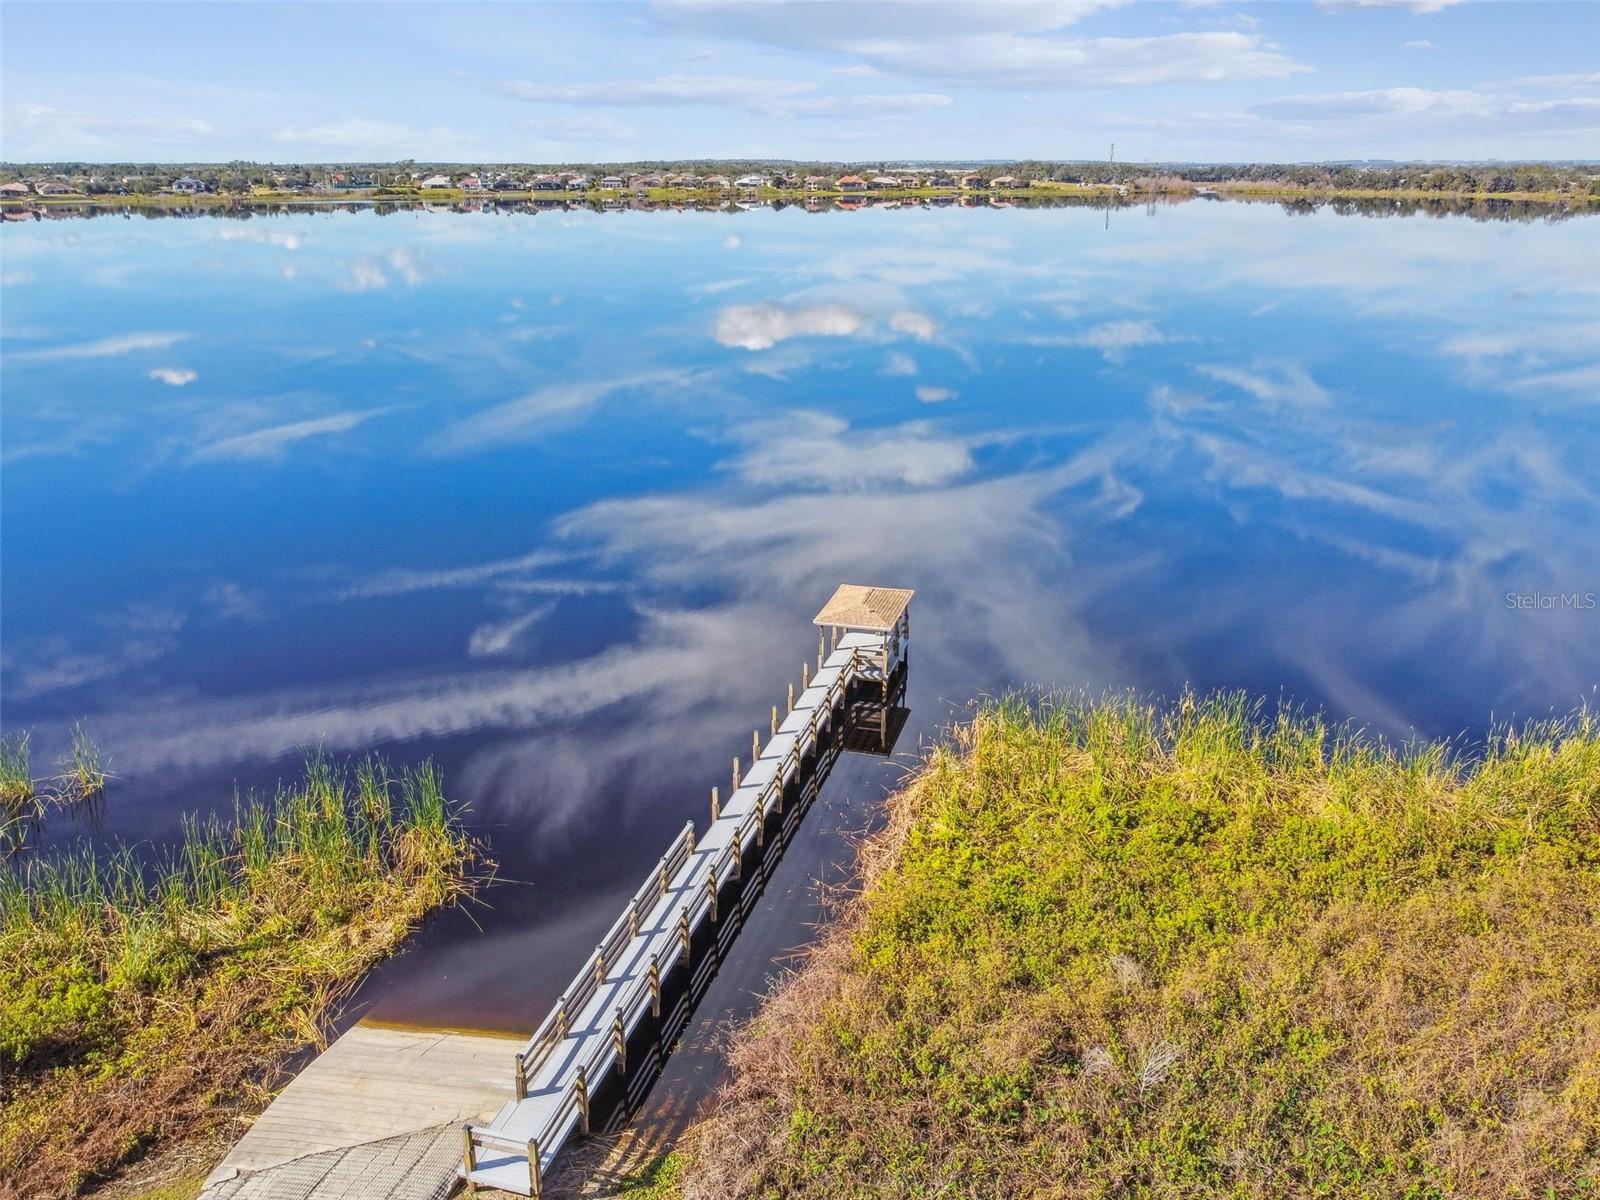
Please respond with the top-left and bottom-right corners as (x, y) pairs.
(12, 193), (1593, 225)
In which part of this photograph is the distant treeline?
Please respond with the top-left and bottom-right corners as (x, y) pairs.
(3, 158), (1597, 197)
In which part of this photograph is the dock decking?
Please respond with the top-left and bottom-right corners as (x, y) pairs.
(461, 589), (911, 1195)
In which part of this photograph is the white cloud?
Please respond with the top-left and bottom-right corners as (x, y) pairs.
(271, 116), (459, 152)
(728, 411), (974, 489)
(1, 104), (210, 153)
(652, 5), (1304, 88)
(340, 247), (430, 293)
(469, 602), (557, 658)
(190, 409), (387, 462)
(1196, 362), (1330, 409)
(1511, 71), (1600, 89)
(889, 310), (938, 341)
(503, 74), (950, 118)
(1404, 39), (1436, 50)
(11, 332), (188, 363)
(1253, 88), (1600, 132)
(883, 351), (919, 377)
(148, 367), (197, 387)
(1, 270), (34, 287)
(916, 386), (956, 403)
(428, 370), (691, 453)
(723, 234), (743, 249)
(714, 302), (867, 350)
(1020, 319), (1178, 362)
(1316, 0), (1462, 10)
(218, 227), (305, 250)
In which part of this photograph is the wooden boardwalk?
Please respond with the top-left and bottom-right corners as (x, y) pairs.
(462, 588), (911, 1195)
(202, 1024), (523, 1197)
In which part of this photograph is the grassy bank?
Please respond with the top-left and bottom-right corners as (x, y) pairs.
(0, 754), (478, 1199)
(675, 694), (1600, 1199)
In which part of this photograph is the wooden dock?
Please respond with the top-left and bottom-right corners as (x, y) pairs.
(461, 586), (912, 1195)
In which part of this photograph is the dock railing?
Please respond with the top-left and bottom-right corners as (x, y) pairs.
(461, 639), (889, 1196)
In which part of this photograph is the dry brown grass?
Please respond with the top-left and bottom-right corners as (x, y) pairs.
(674, 695), (1600, 1199)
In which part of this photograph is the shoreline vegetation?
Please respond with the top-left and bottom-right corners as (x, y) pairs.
(1, 179), (1591, 211)
(0, 753), (480, 1199)
(667, 693), (1600, 1199)
(2, 728), (109, 857)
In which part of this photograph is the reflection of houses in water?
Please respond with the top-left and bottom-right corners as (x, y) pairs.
(459, 586), (912, 1195)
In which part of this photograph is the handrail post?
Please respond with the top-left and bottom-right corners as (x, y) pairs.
(706, 871), (718, 922)
(755, 795), (765, 847)
(730, 841), (742, 882)
(658, 857), (668, 899)
(649, 952), (661, 1017)
(753, 729), (761, 761)
(818, 630), (825, 667)
(678, 907), (691, 961)
(593, 944), (606, 989)
(802, 661), (810, 689)
(710, 786), (720, 823)
(771, 705), (778, 736)
(527, 1136), (542, 1198)
(556, 996), (569, 1039)
(462, 1125), (477, 1176)
(575, 1065), (590, 1135)
(732, 756), (740, 793)
(513, 1054), (527, 1101)
(685, 819), (696, 855)
(613, 1007), (627, 1074)
(628, 897), (639, 938)
(787, 682), (795, 713)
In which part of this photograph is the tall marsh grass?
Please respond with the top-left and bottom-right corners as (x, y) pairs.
(678, 692), (1600, 1200)
(0, 752), (477, 1196)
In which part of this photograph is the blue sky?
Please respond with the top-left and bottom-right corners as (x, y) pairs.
(2, 1), (1597, 162)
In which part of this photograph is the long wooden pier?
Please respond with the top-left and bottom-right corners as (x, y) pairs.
(460, 586), (912, 1195)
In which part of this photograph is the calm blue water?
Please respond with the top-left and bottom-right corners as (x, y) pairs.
(3, 199), (1598, 1028)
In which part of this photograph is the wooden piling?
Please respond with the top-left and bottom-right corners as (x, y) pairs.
(711, 786), (720, 822)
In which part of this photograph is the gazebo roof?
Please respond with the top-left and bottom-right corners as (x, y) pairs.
(813, 584), (914, 632)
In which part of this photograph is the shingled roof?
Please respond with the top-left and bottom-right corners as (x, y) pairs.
(813, 584), (914, 632)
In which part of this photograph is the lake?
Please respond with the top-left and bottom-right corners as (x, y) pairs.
(3, 197), (1597, 1033)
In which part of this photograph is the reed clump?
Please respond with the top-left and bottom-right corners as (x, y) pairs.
(1, 733), (40, 852)
(0, 753), (478, 1198)
(676, 693), (1600, 1200)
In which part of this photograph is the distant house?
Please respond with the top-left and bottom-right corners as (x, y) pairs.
(959, 173), (983, 189)
(928, 173), (956, 187)
(0, 181), (30, 196)
(459, 174), (484, 192)
(635, 174), (665, 189)
(734, 174), (764, 188)
(169, 176), (207, 195)
(600, 175), (624, 188)
(990, 175), (1028, 188)
(419, 174), (452, 189)
(836, 175), (867, 192)
(703, 174), (732, 190)
(566, 175), (589, 190)
(868, 176), (899, 190)
(804, 175), (831, 192)
(898, 174), (921, 188)
(531, 174), (564, 191)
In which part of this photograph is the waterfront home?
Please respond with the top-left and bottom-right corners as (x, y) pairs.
(734, 173), (764, 188)
(929, 173), (956, 187)
(898, 173), (920, 188)
(869, 176), (900, 190)
(960, 173), (983, 189)
(836, 175), (867, 192)
(170, 176), (207, 195)
(703, 174), (732, 190)
(419, 174), (451, 189)
(566, 175), (589, 190)
(459, 174), (484, 192)
(0, 181), (31, 196)
(600, 175), (624, 189)
(804, 175), (831, 192)
(990, 175), (1028, 188)
(532, 174), (564, 191)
